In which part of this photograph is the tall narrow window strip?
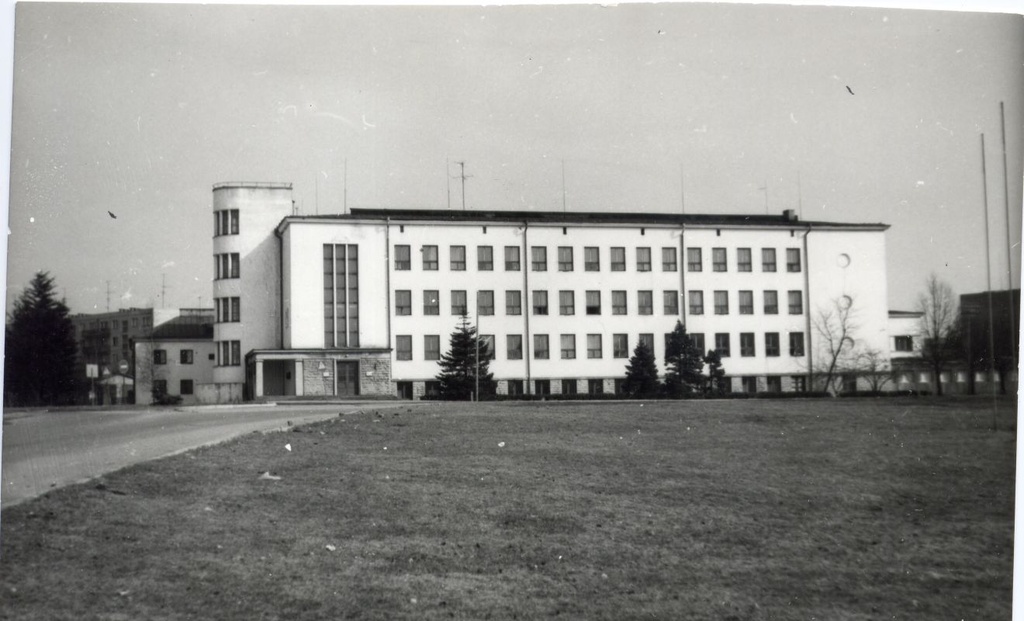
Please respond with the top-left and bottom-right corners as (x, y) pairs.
(231, 297), (240, 322)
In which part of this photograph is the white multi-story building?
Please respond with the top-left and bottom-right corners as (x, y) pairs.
(210, 182), (892, 401)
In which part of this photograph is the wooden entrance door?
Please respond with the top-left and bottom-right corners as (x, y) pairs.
(337, 361), (360, 396)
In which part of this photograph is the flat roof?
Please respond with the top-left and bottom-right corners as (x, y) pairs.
(277, 207), (889, 231)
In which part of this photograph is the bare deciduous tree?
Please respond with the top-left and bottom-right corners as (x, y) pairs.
(917, 274), (959, 396)
(813, 295), (859, 395)
(856, 347), (894, 393)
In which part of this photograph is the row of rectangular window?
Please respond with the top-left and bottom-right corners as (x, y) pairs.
(153, 348), (197, 365)
(394, 289), (803, 317)
(152, 379), (195, 396)
(213, 209), (239, 237)
(394, 245), (801, 273)
(214, 253), (240, 280)
(395, 331), (805, 361)
(408, 376), (810, 398)
(215, 297), (241, 323)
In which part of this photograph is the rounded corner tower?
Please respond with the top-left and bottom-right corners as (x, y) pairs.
(211, 182), (294, 400)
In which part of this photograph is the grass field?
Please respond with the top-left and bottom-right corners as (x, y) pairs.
(0, 398), (1016, 620)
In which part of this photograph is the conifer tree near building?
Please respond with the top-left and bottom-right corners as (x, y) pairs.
(622, 340), (661, 398)
(436, 313), (496, 400)
(664, 320), (705, 397)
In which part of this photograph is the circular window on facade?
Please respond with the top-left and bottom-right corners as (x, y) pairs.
(837, 253), (851, 268)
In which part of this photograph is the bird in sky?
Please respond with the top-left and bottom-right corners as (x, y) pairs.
(108, 211), (117, 219)
(846, 85), (854, 95)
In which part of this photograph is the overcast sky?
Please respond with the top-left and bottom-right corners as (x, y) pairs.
(6, 1), (1023, 313)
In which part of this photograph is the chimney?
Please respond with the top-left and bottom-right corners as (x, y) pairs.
(783, 209), (798, 222)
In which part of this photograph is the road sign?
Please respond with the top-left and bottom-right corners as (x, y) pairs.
(118, 360), (130, 374)
(86, 364), (98, 379)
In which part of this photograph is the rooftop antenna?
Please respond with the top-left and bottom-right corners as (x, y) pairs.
(106, 280), (111, 312)
(561, 159), (567, 212)
(1000, 101), (1017, 375)
(160, 273), (172, 310)
(454, 161), (471, 211)
(344, 159), (348, 214)
(680, 164), (686, 215)
(315, 174), (319, 216)
(758, 179), (769, 215)
(797, 170), (804, 219)
(446, 157), (451, 210)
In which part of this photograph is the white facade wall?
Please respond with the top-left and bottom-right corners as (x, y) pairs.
(683, 226), (812, 380)
(212, 183), (293, 386)
(135, 339), (217, 405)
(806, 228), (891, 361)
(281, 220), (390, 349)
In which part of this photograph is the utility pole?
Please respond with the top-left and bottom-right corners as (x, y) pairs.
(982, 133), (998, 426)
(105, 281), (111, 312)
(454, 161), (471, 211)
(1000, 102), (1017, 376)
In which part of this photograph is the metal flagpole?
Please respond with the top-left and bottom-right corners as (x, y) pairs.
(1000, 102), (1017, 378)
(982, 134), (998, 427)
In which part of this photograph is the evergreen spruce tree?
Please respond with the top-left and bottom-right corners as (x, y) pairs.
(664, 321), (705, 397)
(436, 313), (496, 400)
(703, 349), (728, 396)
(5, 272), (79, 406)
(622, 340), (661, 398)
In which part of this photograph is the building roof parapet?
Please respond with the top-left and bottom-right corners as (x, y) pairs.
(275, 207), (889, 232)
(213, 182), (293, 191)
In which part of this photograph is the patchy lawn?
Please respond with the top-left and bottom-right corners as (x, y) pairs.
(0, 398), (1015, 620)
